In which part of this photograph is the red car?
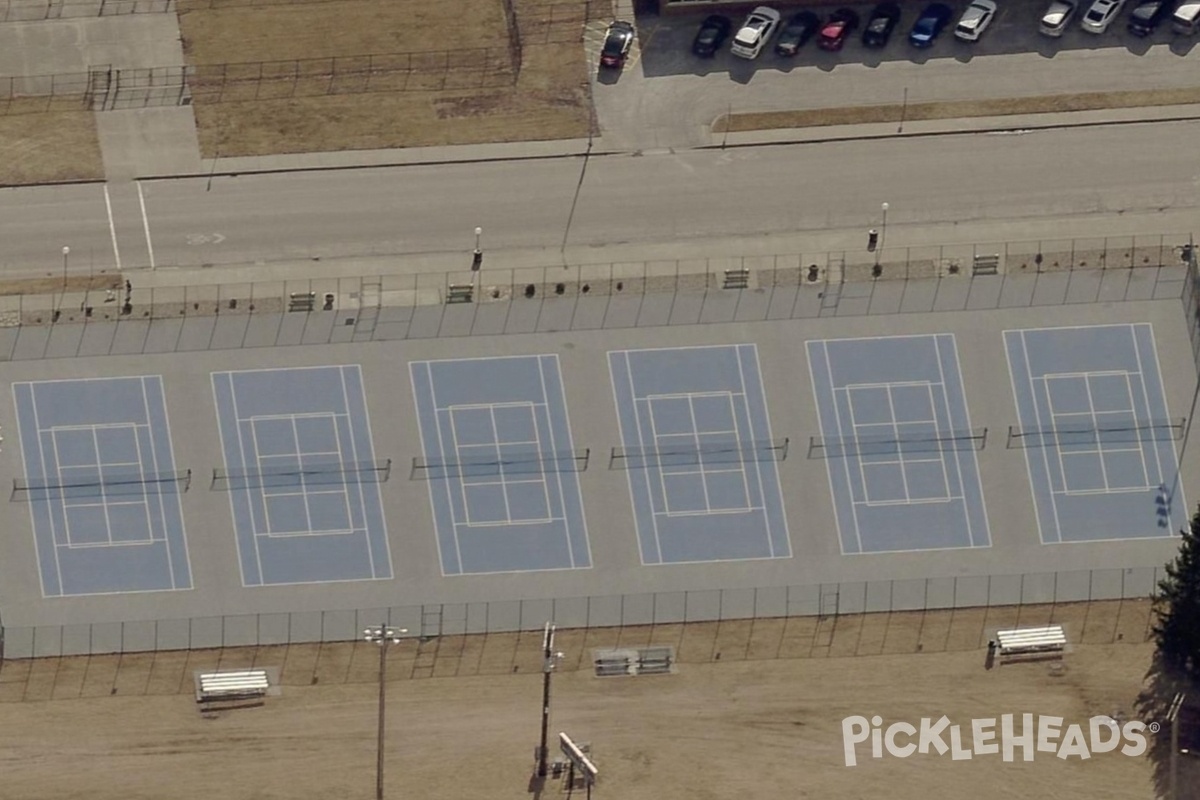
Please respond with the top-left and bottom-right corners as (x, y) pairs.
(599, 20), (635, 68)
(817, 8), (861, 50)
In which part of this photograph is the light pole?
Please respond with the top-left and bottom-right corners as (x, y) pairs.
(536, 622), (564, 778)
(61, 246), (70, 292)
(364, 625), (407, 800)
(472, 227), (483, 270)
(879, 202), (889, 265)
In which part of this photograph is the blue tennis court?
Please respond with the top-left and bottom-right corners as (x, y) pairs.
(807, 335), (991, 555)
(12, 376), (192, 597)
(608, 345), (791, 565)
(211, 366), (393, 586)
(1004, 324), (1186, 543)
(410, 355), (591, 576)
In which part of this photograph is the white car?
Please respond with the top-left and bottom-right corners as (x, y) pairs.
(1038, 0), (1077, 35)
(954, 0), (998, 39)
(1080, 0), (1126, 31)
(731, 6), (781, 58)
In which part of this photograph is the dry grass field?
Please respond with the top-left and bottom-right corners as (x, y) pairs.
(178, 0), (597, 157)
(0, 108), (104, 185)
(715, 86), (1200, 132)
(0, 600), (1180, 800)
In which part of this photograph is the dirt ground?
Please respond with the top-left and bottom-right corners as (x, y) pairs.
(716, 86), (1200, 132)
(0, 600), (1176, 800)
(179, 0), (596, 158)
(0, 107), (104, 186)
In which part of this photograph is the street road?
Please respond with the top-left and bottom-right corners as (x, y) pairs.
(1, 120), (1197, 277)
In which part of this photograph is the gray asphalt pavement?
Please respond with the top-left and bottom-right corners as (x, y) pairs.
(2, 119), (1198, 277)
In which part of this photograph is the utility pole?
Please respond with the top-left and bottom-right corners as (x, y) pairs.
(364, 625), (407, 800)
(537, 622), (563, 778)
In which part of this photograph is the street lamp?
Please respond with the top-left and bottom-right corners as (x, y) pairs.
(61, 246), (70, 292)
(472, 226), (483, 271)
(536, 623), (565, 778)
(364, 625), (407, 800)
(877, 202), (889, 267)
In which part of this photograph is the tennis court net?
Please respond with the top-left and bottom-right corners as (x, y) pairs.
(211, 459), (392, 490)
(807, 428), (988, 459)
(1005, 418), (1185, 449)
(609, 438), (789, 469)
(11, 469), (192, 500)
(410, 449), (590, 480)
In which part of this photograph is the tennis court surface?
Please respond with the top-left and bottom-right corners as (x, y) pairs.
(11, 376), (192, 597)
(608, 345), (791, 565)
(1005, 323), (1187, 543)
(211, 366), (393, 586)
(807, 335), (991, 555)
(410, 355), (591, 576)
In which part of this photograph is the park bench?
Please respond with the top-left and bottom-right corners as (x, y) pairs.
(995, 625), (1066, 661)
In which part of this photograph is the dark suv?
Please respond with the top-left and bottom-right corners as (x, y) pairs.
(1127, 0), (1173, 34)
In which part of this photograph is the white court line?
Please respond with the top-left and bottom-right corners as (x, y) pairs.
(488, 405), (515, 524)
(653, 506), (765, 518)
(644, 390), (745, 401)
(290, 416), (317, 533)
(448, 406), (485, 527)
(1144, 323), (1187, 516)
(248, 411), (349, 422)
(423, 367), (466, 574)
(230, 384), (268, 582)
(863, 495), (967, 508)
(741, 343), (791, 558)
(1131, 325), (1169, 490)
(624, 353), (666, 563)
(48, 422), (149, 433)
(821, 341), (865, 554)
(136, 181), (155, 270)
(931, 338), (968, 526)
(1021, 331), (1066, 543)
(541, 353), (592, 569)
(211, 373), (253, 588)
(1084, 375), (1115, 492)
(343, 364), (391, 579)
(519, 387), (555, 529)
(103, 184), (122, 271)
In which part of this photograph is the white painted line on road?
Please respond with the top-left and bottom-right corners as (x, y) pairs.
(137, 181), (156, 271)
(103, 184), (122, 271)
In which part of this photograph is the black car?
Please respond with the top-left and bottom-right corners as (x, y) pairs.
(692, 14), (733, 57)
(775, 11), (821, 55)
(599, 20), (635, 68)
(909, 2), (953, 46)
(1127, 0), (1172, 34)
(862, 1), (902, 46)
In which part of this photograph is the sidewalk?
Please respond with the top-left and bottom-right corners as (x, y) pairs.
(149, 101), (1200, 183)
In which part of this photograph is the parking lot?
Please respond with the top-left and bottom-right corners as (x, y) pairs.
(586, 0), (1200, 149)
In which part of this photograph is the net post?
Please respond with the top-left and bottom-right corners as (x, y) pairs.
(580, 448), (590, 471)
(1006, 425), (1017, 449)
(608, 446), (621, 470)
(184, 468), (192, 491)
(980, 427), (988, 450)
(779, 437), (790, 460)
(382, 458), (393, 481)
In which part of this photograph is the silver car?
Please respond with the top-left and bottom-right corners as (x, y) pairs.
(1081, 0), (1126, 32)
(1039, 0), (1077, 34)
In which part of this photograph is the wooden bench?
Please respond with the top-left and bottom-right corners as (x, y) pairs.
(723, 268), (750, 289)
(995, 625), (1066, 661)
(195, 669), (270, 703)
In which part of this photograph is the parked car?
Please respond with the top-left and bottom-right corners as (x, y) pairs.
(1038, 0), (1077, 35)
(599, 20), (635, 68)
(1127, 0), (1172, 34)
(731, 6), (782, 59)
(862, 2), (902, 46)
(954, 0), (998, 39)
(775, 11), (822, 55)
(817, 8), (861, 50)
(692, 15), (733, 57)
(909, 2), (954, 45)
(1080, 0), (1127, 32)
(1171, 0), (1200, 32)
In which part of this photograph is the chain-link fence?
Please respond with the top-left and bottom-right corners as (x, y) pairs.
(0, 234), (1186, 359)
(0, 0), (172, 21)
(0, 566), (1166, 662)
